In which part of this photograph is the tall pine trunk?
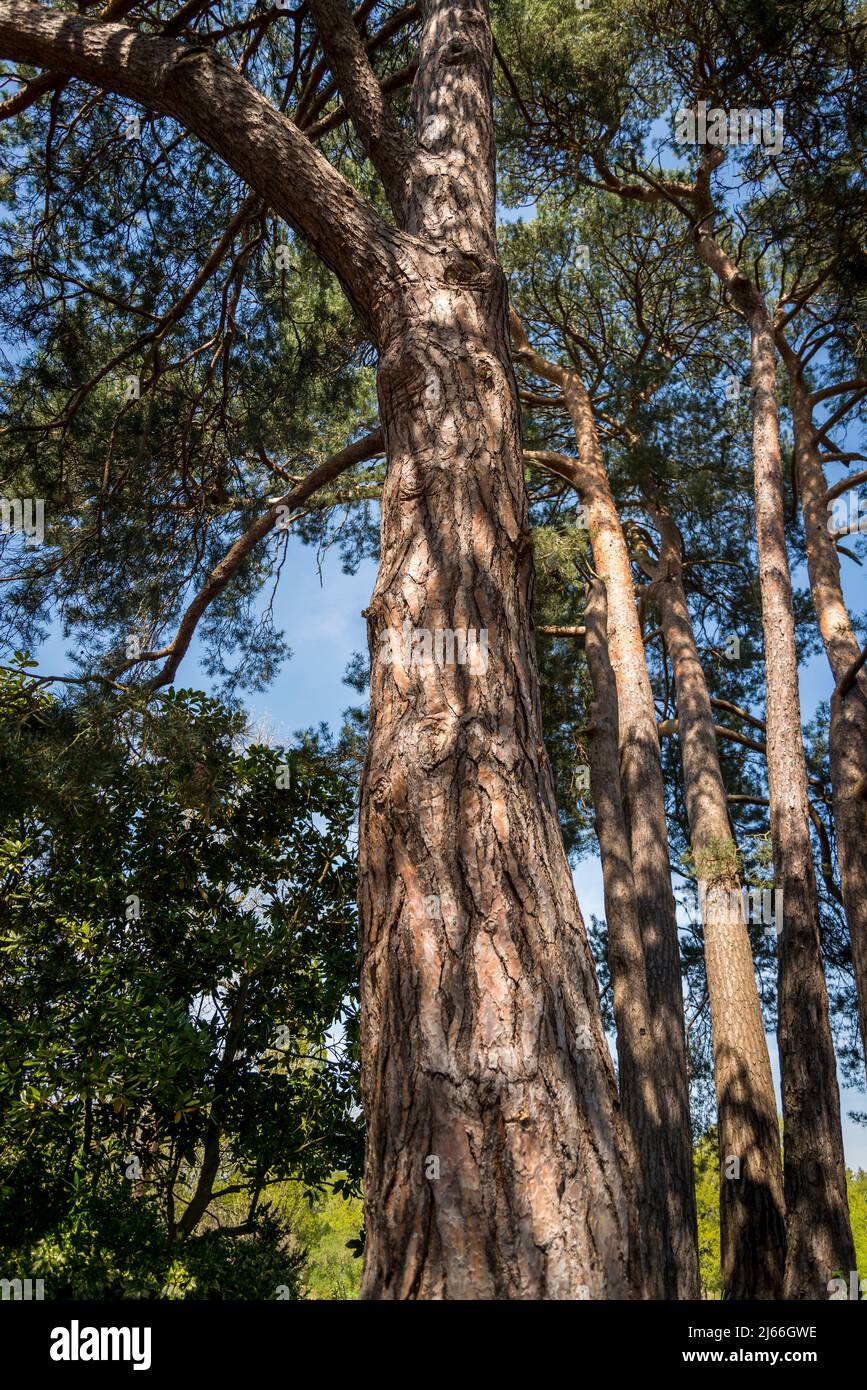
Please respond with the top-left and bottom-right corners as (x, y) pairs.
(357, 255), (636, 1299)
(692, 206), (855, 1296)
(647, 506), (786, 1299)
(780, 347), (867, 1080)
(513, 319), (700, 1297)
(748, 312), (855, 1297)
(355, 2), (638, 1297)
(584, 577), (671, 1299)
(578, 455), (699, 1299)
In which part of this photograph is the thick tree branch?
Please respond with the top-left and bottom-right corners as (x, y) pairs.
(709, 696), (767, 735)
(810, 387), (867, 452)
(538, 624), (586, 642)
(810, 377), (867, 406)
(510, 307), (568, 389)
(825, 468), (867, 505)
(837, 641), (867, 699)
(591, 154), (695, 209)
(522, 447), (584, 489)
(0, 0), (396, 319)
(307, 0), (414, 219)
(0, 0), (141, 118)
(305, 60), (417, 141)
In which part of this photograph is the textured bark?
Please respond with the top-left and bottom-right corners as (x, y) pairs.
(354, 3), (637, 1299)
(692, 205), (855, 1298)
(584, 578), (668, 1300)
(747, 317), (855, 1295)
(647, 509), (786, 1300)
(359, 246), (636, 1299)
(513, 324), (699, 1298)
(779, 348), (867, 1082)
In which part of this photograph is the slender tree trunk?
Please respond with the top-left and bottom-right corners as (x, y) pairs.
(584, 577), (670, 1300)
(512, 320), (699, 1298)
(357, 247), (637, 1299)
(691, 202), (856, 1296)
(647, 507), (786, 1300)
(579, 458), (699, 1298)
(176, 977), (249, 1237)
(748, 311), (855, 1298)
(779, 348), (867, 1080)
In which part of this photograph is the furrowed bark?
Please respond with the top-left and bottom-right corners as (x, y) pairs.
(778, 342), (867, 1083)
(356, 1), (637, 1299)
(646, 507), (786, 1300)
(409, 0), (496, 253)
(359, 237), (637, 1299)
(583, 577), (667, 1300)
(513, 319), (699, 1299)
